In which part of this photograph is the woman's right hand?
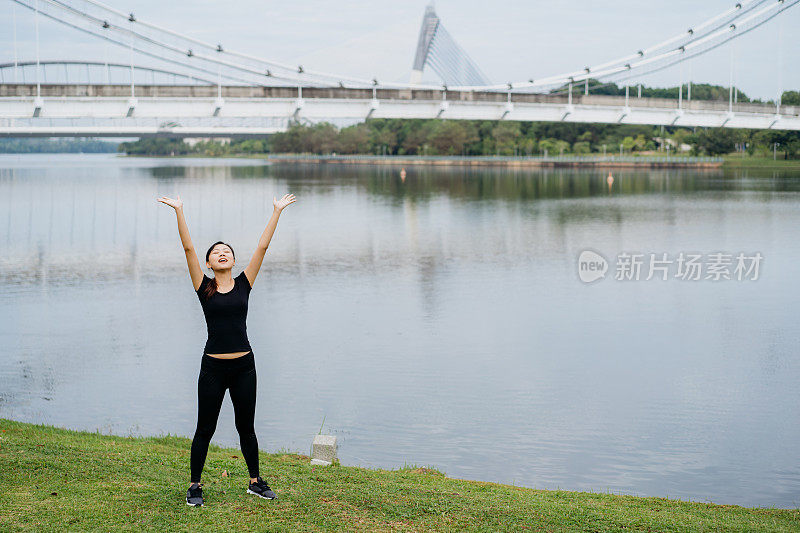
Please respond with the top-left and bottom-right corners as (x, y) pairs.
(157, 195), (183, 210)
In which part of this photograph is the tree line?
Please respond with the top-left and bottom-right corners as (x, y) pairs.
(119, 120), (800, 159)
(115, 84), (800, 159)
(0, 138), (118, 153)
(562, 81), (800, 106)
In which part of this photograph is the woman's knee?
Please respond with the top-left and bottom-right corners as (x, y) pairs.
(234, 417), (256, 436)
(194, 422), (217, 441)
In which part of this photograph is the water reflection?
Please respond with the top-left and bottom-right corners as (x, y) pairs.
(0, 154), (798, 509)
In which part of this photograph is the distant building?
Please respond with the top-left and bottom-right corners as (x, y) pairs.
(183, 137), (231, 147)
(654, 137), (691, 152)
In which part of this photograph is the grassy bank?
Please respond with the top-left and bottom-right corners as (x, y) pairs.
(121, 152), (800, 171)
(263, 154), (723, 169)
(1, 419), (797, 532)
(721, 155), (800, 170)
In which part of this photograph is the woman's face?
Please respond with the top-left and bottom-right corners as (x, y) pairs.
(207, 244), (234, 272)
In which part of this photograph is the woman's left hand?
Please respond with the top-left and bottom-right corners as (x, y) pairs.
(273, 193), (297, 212)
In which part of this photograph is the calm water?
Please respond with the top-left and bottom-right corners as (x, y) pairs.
(1, 153), (798, 509)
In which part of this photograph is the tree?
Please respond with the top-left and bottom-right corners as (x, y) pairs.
(670, 129), (691, 152)
(781, 91), (800, 106)
(427, 120), (479, 155)
(309, 123), (338, 154)
(622, 134), (646, 152)
(337, 124), (370, 154)
(695, 128), (738, 155)
(491, 122), (521, 155)
(237, 139), (266, 153)
(572, 141), (591, 154)
(399, 121), (434, 155)
(370, 126), (398, 155)
(270, 123), (311, 153)
(539, 138), (569, 155)
(519, 137), (537, 156)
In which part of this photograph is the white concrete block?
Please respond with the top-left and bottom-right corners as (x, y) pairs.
(311, 434), (337, 464)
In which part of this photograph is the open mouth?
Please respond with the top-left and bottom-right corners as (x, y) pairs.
(219, 258), (228, 263)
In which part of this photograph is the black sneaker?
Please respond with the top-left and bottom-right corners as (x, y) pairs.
(186, 483), (204, 507)
(246, 476), (277, 500)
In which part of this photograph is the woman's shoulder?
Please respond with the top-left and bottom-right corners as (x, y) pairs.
(196, 274), (212, 293)
(236, 270), (253, 291)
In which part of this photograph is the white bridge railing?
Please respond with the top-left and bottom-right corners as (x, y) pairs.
(1, 84), (798, 136)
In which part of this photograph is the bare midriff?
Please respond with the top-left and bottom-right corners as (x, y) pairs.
(206, 351), (251, 359)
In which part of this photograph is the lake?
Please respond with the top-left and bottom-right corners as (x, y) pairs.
(1, 153), (798, 508)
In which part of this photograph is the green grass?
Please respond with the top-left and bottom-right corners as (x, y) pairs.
(1, 418), (797, 532)
(722, 155), (800, 170)
(123, 152), (800, 171)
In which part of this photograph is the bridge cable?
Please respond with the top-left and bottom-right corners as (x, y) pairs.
(602, 1), (798, 94)
(460, 0), (795, 91)
(13, 0), (768, 91)
(6, 0), (797, 93)
(12, 1), (18, 82)
(8, 0), (295, 86)
(64, 0), (396, 88)
(777, 7), (783, 113)
(34, 0), (40, 99)
(11, 0), (325, 87)
(0, 61), (218, 85)
(544, 0), (799, 97)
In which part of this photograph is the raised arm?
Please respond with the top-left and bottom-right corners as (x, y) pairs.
(244, 193), (296, 287)
(157, 195), (204, 291)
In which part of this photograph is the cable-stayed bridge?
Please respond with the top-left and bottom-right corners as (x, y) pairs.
(0, 0), (798, 137)
(410, 4), (490, 87)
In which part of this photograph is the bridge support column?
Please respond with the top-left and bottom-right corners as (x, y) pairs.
(126, 97), (137, 117)
(33, 97), (43, 117)
(721, 111), (734, 128)
(293, 98), (304, 121)
(619, 85), (629, 123)
(768, 115), (780, 129)
(367, 98), (379, 119)
(437, 100), (448, 118)
(501, 92), (513, 119)
(562, 82), (573, 121)
(436, 89), (448, 118)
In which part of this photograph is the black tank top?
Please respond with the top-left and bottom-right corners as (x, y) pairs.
(196, 271), (252, 354)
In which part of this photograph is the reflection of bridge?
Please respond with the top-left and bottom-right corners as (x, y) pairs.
(1, 0), (799, 136)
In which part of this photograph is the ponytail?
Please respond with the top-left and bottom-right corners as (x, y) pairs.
(200, 276), (219, 301)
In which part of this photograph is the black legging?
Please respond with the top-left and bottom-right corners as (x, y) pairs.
(190, 350), (259, 483)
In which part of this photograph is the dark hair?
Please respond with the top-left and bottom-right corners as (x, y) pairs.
(200, 241), (235, 300)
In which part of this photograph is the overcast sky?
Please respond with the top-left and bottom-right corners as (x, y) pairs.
(1, 0), (798, 100)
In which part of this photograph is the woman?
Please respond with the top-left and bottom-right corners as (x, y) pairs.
(157, 192), (296, 507)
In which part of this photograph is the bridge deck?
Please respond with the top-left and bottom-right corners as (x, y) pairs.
(1, 84), (796, 117)
(1, 84), (798, 135)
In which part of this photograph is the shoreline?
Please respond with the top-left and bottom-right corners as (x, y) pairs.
(1, 417), (797, 531)
(114, 153), (800, 169)
(265, 154), (724, 168)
